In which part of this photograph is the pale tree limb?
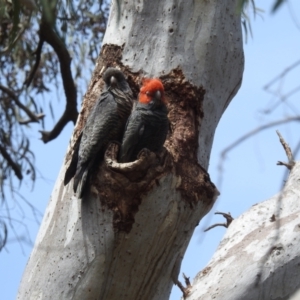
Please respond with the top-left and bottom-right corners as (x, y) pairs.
(188, 166), (300, 299)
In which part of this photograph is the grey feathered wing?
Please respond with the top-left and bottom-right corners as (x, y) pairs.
(119, 110), (144, 163)
(73, 92), (118, 197)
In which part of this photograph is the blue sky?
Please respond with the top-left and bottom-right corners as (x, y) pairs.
(1, 1), (300, 299)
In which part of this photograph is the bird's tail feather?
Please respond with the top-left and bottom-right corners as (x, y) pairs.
(77, 169), (89, 198)
(64, 132), (83, 186)
(73, 166), (88, 198)
(64, 160), (77, 186)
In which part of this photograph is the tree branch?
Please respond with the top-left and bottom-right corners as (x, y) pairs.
(264, 60), (300, 91)
(0, 220), (8, 252)
(218, 117), (300, 188)
(39, 108), (76, 143)
(19, 113), (45, 125)
(24, 38), (44, 87)
(183, 273), (191, 289)
(174, 278), (190, 299)
(39, 20), (78, 143)
(204, 212), (233, 232)
(0, 145), (23, 180)
(220, 117), (300, 159)
(0, 85), (43, 124)
(276, 130), (295, 170)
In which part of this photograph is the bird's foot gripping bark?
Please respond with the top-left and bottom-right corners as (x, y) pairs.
(104, 142), (172, 183)
(91, 142), (172, 232)
(105, 144), (155, 176)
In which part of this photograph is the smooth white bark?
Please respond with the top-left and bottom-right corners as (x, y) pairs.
(189, 162), (300, 300)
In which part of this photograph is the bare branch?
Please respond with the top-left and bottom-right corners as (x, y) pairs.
(39, 109), (75, 143)
(221, 117), (300, 160)
(0, 85), (42, 123)
(204, 223), (228, 232)
(24, 39), (44, 87)
(19, 113), (45, 125)
(287, 1), (300, 31)
(0, 220), (8, 252)
(262, 85), (300, 115)
(0, 145), (23, 180)
(39, 20), (78, 143)
(183, 273), (191, 288)
(264, 60), (300, 91)
(276, 130), (294, 161)
(204, 212), (233, 232)
(276, 130), (295, 170)
(217, 116), (300, 192)
(173, 277), (190, 299)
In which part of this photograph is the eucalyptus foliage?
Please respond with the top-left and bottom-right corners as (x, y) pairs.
(0, 0), (108, 250)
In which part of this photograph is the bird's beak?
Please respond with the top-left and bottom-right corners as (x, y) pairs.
(110, 76), (117, 87)
(154, 90), (161, 101)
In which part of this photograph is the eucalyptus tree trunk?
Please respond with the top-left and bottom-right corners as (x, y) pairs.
(188, 161), (300, 300)
(17, 0), (243, 299)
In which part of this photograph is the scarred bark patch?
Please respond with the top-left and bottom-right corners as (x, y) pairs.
(67, 44), (218, 232)
(161, 68), (217, 206)
(91, 143), (172, 232)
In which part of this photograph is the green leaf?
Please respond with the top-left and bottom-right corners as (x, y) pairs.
(40, 0), (57, 26)
(237, 0), (249, 13)
(11, 0), (21, 43)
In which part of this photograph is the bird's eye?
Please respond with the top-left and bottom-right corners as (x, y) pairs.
(146, 91), (150, 95)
